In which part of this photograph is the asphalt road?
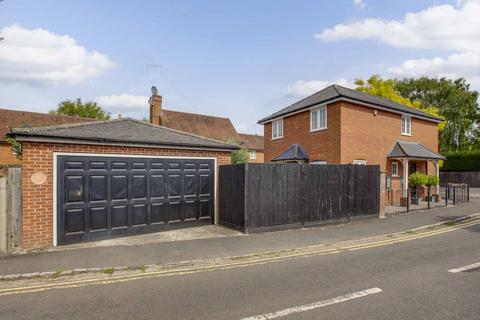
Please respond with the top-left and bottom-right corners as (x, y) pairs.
(0, 222), (479, 320)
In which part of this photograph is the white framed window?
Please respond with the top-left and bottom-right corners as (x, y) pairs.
(272, 119), (283, 139)
(391, 161), (399, 177)
(311, 160), (327, 165)
(249, 150), (256, 160)
(401, 115), (411, 135)
(310, 106), (327, 131)
(353, 160), (368, 165)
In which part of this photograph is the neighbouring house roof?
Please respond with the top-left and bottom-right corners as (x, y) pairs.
(161, 109), (241, 142)
(10, 118), (238, 151)
(387, 141), (445, 160)
(238, 133), (264, 151)
(258, 85), (443, 124)
(272, 144), (309, 162)
(0, 108), (94, 142)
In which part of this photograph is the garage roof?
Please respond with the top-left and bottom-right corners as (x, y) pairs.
(258, 85), (443, 124)
(10, 118), (239, 151)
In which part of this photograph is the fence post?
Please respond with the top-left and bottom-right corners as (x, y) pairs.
(0, 176), (7, 253)
(427, 186), (431, 210)
(406, 188), (410, 213)
(453, 186), (456, 205)
(467, 184), (470, 203)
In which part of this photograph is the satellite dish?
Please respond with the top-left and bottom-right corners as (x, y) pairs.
(151, 86), (158, 96)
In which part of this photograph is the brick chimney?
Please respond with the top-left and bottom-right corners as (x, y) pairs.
(149, 86), (163, 125)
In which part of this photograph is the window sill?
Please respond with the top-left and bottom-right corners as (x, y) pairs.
(401, 133), (412, 136)
(310, 127), (327, 133)
(271, 136), (283, 141)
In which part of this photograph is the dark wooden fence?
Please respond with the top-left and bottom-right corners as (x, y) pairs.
(219, 163), (380, 233)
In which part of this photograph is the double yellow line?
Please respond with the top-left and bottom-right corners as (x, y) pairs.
(1, 218), (479, 297)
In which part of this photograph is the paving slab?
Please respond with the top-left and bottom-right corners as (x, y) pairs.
(0, 199), (478, 275)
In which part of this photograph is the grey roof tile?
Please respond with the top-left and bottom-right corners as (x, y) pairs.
(10, 118), (238, 150)
(387, 141), (444, 160)
(272, 144), (309, 161)
(258, 84), (443, 123)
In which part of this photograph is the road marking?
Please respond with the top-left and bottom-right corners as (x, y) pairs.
(0, 218), (479, 297)
(448, 262), (480, 273)
(239, 287), (383, 320)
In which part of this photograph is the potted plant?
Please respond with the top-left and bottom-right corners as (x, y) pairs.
(425, 175), (440, 202)
(408, 172), (427, 205)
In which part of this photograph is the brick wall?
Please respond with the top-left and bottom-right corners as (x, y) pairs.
(21, 142), (231, 250)
(264, 101), (342, 162)
(247, 151), (265, 163)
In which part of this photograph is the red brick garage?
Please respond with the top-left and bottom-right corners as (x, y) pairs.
(10, 119), (235, 250)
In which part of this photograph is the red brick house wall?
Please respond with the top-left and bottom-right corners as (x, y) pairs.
(21, 142), (231, 250)
(264, 101), (342, 163)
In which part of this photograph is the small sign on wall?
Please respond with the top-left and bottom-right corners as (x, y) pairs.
(31, 172), (47, 185)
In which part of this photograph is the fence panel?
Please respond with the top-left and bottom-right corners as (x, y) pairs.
(219, 164), (380, 232)
(219, 165), (245, 230)
(0, 167), (22, 253)
(247, 164), (302, 230)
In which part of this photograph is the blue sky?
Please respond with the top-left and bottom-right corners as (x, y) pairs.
(1, 0), (478, 134)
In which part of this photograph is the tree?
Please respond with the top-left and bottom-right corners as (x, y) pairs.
(50, 98), (111, 120)
(355, 75), (446, 146)
(395, 77), (479, 151)
(227, 139), (249, 164)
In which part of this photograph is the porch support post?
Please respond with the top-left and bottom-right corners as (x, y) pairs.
(434, 160), (440, 194)
(402, 158), (409, 198)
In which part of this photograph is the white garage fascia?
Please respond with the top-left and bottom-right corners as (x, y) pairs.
(52, 152), (218, 247)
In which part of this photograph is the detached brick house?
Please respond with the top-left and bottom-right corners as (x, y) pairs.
(148, 92), (264, 163)
(258, 85), (444, 198)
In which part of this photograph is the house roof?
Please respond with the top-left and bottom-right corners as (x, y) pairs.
(272, 144), (309, 162)
(258, 85), (443, 124)
(387, 141), (445, 160)
(161, 109), (241, 142)
(10, 118), (238, 151)
(0, 108), (94, 142)
(238, 133), (264, 151)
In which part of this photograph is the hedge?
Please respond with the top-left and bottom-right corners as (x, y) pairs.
(441, 150), (480, 172)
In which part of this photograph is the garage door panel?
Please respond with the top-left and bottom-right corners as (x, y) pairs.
(151, 174), (165, 199)
(132, 174), (147, 199)
(89, 206), (108, 230)
(111, 205), (128, 228)
(65, 207), (85, 234)
(151, 202), (167, 224)
(65, 176), (84, 203)
(132, 204), (147, 225)
(58, 156), (214, 245)
(111, 175), (128, 200)
(89, 175), (107, 202)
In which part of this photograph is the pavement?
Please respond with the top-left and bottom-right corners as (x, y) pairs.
(0, 198), (479, 276)
(0, 207), (479, 319)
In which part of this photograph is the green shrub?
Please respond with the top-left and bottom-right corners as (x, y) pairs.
(441, 150), (480, 171)
(425, 175), (439, 187)
(408, 172), (427, 188)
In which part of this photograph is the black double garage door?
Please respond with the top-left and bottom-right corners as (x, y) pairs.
(57, 155), (215, 245)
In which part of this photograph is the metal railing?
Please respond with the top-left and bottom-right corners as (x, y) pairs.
(386, 183), (469, 215)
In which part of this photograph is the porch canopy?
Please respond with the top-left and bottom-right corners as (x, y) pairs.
(272, 144), (309, 163)
(387, 141), (445, 196)
(387, 141), (445, 161)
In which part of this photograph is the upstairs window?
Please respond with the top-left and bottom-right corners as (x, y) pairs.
(402, 115), (411, 135)
(249, 150), (257, 160)
(311, 106), (327, 131)
(272, 119), (283, 139)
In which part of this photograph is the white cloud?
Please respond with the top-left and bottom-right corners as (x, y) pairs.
(0, 24), (114, 86)
(316, 0), (480, 53)
(353, 0), (366, 9)
(95, 94), (149, 112)
(387, 51), (480, 89)
(284, 79), (353, 98)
